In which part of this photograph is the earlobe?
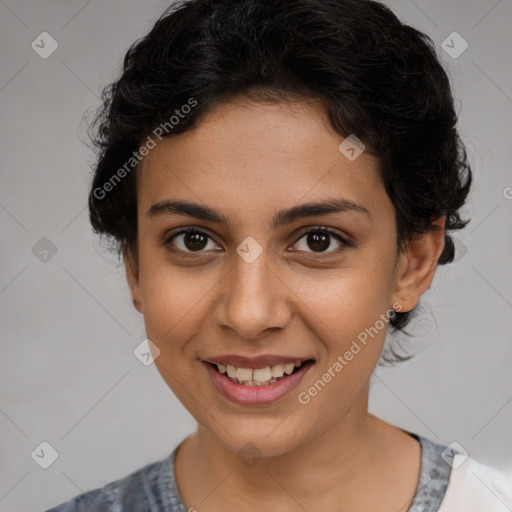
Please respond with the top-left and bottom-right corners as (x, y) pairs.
(124, 248), (143, 314)
(391, 217), (446, 313)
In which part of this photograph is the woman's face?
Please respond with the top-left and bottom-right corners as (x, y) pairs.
(127, 97), (422, 457)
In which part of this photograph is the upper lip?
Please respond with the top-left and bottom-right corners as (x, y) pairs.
(203, 355), (314, 369)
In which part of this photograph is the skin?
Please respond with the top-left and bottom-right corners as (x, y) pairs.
(125, 97), (445, 511)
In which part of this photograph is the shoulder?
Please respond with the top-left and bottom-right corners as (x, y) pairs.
(407, 434), (453, 511)
(439, 455), (512, 511)
(44, 451), (181, 512)
(402, 433), (512, 512)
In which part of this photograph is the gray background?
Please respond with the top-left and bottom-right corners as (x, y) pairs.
(1, 0), (511, 510)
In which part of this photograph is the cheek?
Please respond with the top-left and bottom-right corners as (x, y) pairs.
(289, 252), (397, 397)
(136, 251), (215, 356)
(300, 287), (389, 393)
(138, 263), (213, 404)
(293, 271), (394, 414)
(296, 261), (395, 340)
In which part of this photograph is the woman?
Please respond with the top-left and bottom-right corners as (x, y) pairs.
(46, 0), (511, 510)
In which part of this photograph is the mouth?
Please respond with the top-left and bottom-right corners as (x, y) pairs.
(202, 357), (315, 406)
(206, 359), (314, 386)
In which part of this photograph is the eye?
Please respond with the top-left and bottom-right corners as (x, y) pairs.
(164, 227), (219, 255)
(291, 227), (351, 255)
(164, 226), (352, 257)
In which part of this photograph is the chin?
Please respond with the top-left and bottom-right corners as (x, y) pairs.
(206, 415), (316, 461)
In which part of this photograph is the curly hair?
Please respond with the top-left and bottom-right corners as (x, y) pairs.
(88, 0), (472, 339)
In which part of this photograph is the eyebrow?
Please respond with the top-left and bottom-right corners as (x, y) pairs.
(146, 197), (371, 229)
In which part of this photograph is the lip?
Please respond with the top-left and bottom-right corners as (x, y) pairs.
(203, 354), (311, 369)
(203, 359), (315, 406)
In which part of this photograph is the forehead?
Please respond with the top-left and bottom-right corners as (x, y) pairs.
(137, 98), (389, 223)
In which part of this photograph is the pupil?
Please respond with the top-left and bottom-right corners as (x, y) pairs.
(308, 231), (330, 252)
(185, 231), (207, 251)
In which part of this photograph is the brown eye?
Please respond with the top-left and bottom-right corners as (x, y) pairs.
(292, 227), (351, 254)
(166, 228), (217, 253)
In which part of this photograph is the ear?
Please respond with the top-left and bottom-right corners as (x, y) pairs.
(391, 217), (446, 313)
(124, 245), (143, 314)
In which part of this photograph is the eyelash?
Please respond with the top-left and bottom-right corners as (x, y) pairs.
(163, 226), (352, 258)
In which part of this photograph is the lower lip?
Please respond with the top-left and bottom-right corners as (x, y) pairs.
(203, 361), (314, 406)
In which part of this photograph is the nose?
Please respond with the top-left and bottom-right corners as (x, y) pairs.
(214, 251), (292, 340)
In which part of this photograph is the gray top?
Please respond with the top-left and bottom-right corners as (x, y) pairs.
(45, 432), (453, 511)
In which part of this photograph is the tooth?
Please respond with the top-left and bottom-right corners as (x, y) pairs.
(236, 367), (253, 381)
(284, 363), (295, 375)
(294, 361), (303, 368)
(226, 365), (237, 378)
(270, 364), (285, 378)
(217, 364), (226, 374)
(253, 367), (272, 382)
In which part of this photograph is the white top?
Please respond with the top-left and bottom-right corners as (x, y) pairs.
(439, 455), (512, 511)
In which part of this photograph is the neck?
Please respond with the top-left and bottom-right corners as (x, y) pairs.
(176, 386), (388, 506)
